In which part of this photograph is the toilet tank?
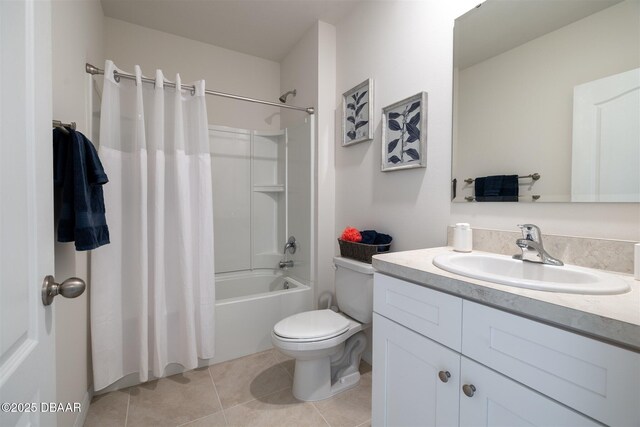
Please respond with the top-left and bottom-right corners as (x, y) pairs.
(334, 256), (374, 324)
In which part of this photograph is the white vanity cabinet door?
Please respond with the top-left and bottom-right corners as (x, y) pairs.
(372, 313), (460, 427)
(462, 300), (640, 426)
(459, 357), (600, 427)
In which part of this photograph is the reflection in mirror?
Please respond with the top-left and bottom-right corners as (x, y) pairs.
(452, 0), (639, 203)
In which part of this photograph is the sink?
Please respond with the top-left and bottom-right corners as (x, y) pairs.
(432, 252), (630, 295)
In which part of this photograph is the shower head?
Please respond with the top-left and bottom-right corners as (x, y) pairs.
(279, 89), (297, 103)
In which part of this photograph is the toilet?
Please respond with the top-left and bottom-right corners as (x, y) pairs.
(271, 256), (374, 401)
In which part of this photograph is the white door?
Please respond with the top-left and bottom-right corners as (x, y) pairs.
(459, 357), (599, 427)
(0, 0), (56, 426)
(372, 313), (460, 427)
(571, 68), (640, 202)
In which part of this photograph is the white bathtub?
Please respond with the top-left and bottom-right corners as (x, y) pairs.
(212, 270), (312, 364)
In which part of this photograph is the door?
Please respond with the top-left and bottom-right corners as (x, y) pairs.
(571, 68), (640, 202)
(372, 313), (460, 427)
(459, 357), (600, 427)
(0, 0), (56, 426)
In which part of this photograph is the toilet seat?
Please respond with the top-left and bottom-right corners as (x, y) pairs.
(273, 309), (350, 342)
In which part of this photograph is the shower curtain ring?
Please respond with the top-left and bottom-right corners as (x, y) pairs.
(113, 70), (120, 83)
(190, 86), (196, 96)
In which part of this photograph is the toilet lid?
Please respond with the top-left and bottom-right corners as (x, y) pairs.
(273, 310), (351, 341)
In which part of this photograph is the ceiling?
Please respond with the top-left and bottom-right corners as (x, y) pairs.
(454, 0), (623, 69)
(100, 0), (361, 62)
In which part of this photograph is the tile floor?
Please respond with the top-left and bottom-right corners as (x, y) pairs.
(84, 349), (372, 427)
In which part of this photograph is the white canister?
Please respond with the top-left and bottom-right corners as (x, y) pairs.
(453, 223), (473, 252)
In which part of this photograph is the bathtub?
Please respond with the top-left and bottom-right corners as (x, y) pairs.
(212, 270), (312, 364)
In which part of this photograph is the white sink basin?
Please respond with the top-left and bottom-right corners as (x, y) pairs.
(433, 252), (630, 295)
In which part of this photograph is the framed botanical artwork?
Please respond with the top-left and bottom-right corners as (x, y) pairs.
(342, 79), (373, 146)
(381, 92), (428, 171)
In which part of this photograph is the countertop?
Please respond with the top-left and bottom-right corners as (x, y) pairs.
(372, 247), (640, 352)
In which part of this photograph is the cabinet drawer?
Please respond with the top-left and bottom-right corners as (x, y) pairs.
(374, 273), (462, 351)
(462, 300), (640, 427)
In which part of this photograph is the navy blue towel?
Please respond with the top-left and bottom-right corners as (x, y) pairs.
(474, 177), (487, 201)
(359, 230), (392, 251)
(374, 233), (392, 252)
(483, 175), (503, 197)
(374, 233), (392, 245)
(474, 175), (519, 202)
(360, 230), (377, 245)
(501, 175), (519, 202)
(53, 128), (110, 250)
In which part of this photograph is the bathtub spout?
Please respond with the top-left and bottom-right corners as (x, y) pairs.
(279, 260), (294, 269)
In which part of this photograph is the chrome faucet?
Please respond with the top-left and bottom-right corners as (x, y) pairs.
(284, 236), (297, 254)
(512, 224), (563, 266)
(279, 260), (294, 269)
(280, 237), (297, 269)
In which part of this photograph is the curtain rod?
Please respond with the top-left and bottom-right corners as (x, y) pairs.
(85, 63), (314, 115)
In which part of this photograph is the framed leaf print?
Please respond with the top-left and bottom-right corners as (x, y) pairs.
(342, 79), (373, 146)
(381, 92), (428, 171)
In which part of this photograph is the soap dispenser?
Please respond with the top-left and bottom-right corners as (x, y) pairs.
(453, 223), (473, 252)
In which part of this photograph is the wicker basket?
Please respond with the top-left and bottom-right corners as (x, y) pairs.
(337, 239), (391, 264)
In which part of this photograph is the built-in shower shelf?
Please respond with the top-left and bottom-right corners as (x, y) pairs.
(253, 185), (285, 193)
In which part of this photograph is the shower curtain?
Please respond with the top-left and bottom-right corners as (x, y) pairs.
(91, 60), (215, 390)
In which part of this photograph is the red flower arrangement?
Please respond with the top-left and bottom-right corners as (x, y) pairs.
(340, 227), (362, 242)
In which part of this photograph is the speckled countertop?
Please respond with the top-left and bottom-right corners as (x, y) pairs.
(372, 247), (640, 352)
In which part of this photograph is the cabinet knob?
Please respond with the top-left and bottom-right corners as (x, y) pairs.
(462, 384), (476, 397)
(438, 371), (451, 383)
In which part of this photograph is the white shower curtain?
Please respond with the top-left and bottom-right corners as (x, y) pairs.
(91, 60), (215, 391)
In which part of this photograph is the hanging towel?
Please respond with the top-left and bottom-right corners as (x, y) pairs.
(474, 174), (519, 202)
(53, 128), (110, 250)
(474, 177), (487, 201)
(483, 175), (504, 197)
(500, 174), (519, 202)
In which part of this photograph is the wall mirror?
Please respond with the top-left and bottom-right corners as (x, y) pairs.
(452, 0), (639, 203)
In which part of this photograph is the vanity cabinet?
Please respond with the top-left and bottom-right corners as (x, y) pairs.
(372, 273), (639, 427)
(372, 313), (460, 427)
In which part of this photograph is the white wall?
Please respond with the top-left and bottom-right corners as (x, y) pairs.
(316, 22), (337, 306)
(51, 0), (105, 425)
(105, 17), (281, 131)
(335, 1), (476, 254)
(280, 22), (336, 306)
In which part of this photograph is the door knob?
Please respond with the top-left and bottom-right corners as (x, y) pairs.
(41, 275), (86, 306)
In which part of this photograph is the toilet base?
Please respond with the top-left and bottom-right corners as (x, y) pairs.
(290, 331), (367, 401)
(292, 358), (361, 401)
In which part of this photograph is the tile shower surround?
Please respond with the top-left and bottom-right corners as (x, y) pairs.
(447, 226), (636, 275)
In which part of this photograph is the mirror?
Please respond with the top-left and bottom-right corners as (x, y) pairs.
(452, 0), (639, 203)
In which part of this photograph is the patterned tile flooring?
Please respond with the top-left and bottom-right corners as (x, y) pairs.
(84, 349), (372, 427)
